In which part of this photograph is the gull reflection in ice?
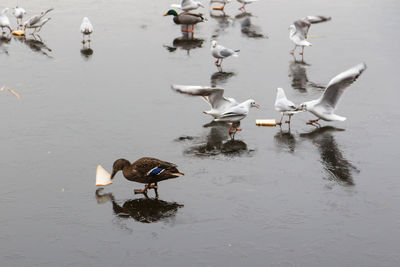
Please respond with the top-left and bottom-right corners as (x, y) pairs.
(274, 129), (296, 153)
(289, 59), (324, 92)
(95, 188), (183, 223)
(177, 121), (252, 157)
(239, 17), (266, 39)
(80, 47), (94, 61)
(164, 32), (204, 55)
(300, 126), (359, 186)
(210, 71), (235, 86)
(0, 34), (11, 55)
(210, 12), (232, 38)
(15, 34), (52, 58)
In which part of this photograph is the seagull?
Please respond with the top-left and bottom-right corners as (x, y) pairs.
(23, 8), (53, 34)
(171, 0), (204, 12)
(274, 87), (301, 125)
(236, 0), (258, 12)
(171, 84), (259, 138)
(299, 63), (367, 126)
(0, 8), (12, 34)
(80, 17), (93, 45)
(289, 15), (331, 56)
(211, 40), (240, 68)
(13, 6), (26, 27)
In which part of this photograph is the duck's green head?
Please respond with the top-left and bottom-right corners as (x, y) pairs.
(111, 158), (131, 179)
(163, 9), (178, 17)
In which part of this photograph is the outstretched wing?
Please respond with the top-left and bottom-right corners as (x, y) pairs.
(319, 63), (367, 109)
(293, 19), (310, 39)
(295, 15), (331, 39)
(171, 84), (234, 110)
(27, 8), (53, 26)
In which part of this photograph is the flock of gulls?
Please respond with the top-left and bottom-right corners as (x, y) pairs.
(2, 1), (367, 197)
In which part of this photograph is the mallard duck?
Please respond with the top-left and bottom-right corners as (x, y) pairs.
(110, 157), (184, 197)
(163, 9), (205, 33)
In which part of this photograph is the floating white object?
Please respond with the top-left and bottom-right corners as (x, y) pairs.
(256, 119), (276, 126)
(12, 30), (25, 36)
(96, 165), (112, 186)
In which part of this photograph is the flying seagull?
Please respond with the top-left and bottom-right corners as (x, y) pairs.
(171, 84), (259, 138)
(289, 15), (331, 56)
(299, 63), (367, 126)
(23, 8), (53, 34)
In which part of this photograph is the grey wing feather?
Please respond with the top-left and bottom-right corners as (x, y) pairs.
(303, 15), (331, 24)
(319, 63), (367, 109)
(171, 85), (230, 109)
(220, 48), (234, 57)
(294, 19), (310, 39)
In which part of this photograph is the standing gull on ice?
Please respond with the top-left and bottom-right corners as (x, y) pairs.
(80, 17), (93, 45)
(171, 0), (204, 12)
(274, 88), (301, 125)
(289, 15), (331, 56)
(211, 40), (240, 68)
(0, 8), (12, 34)
(171, 85), (259, 138)
(299, 63), (367, 126)
(13, 6), (26, 28)
(23, 8), (53, 34)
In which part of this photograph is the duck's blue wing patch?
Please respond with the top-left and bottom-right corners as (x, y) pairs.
(146, 167), (165, 176)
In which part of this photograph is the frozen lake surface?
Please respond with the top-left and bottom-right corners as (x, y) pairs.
(1, 0), (400, 266)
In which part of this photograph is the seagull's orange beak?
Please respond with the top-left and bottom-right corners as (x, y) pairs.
(255, 104), (260, 109)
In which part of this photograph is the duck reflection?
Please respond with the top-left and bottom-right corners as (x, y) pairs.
(95, 188), (183, 223)
(239, 17), (266, 39)
(289, 59), (324, 92)
(80, 47), (94, 60)
(300, 126), (359, 186)
(274, 129), (296, 153)
(164, 32), (204, 55)
(210, 71), (235, 86)
(177, 121), (251, 157)
(0, 35), (11, 55)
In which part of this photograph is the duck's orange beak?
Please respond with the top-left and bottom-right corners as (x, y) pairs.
(163, 13), (169, 16)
